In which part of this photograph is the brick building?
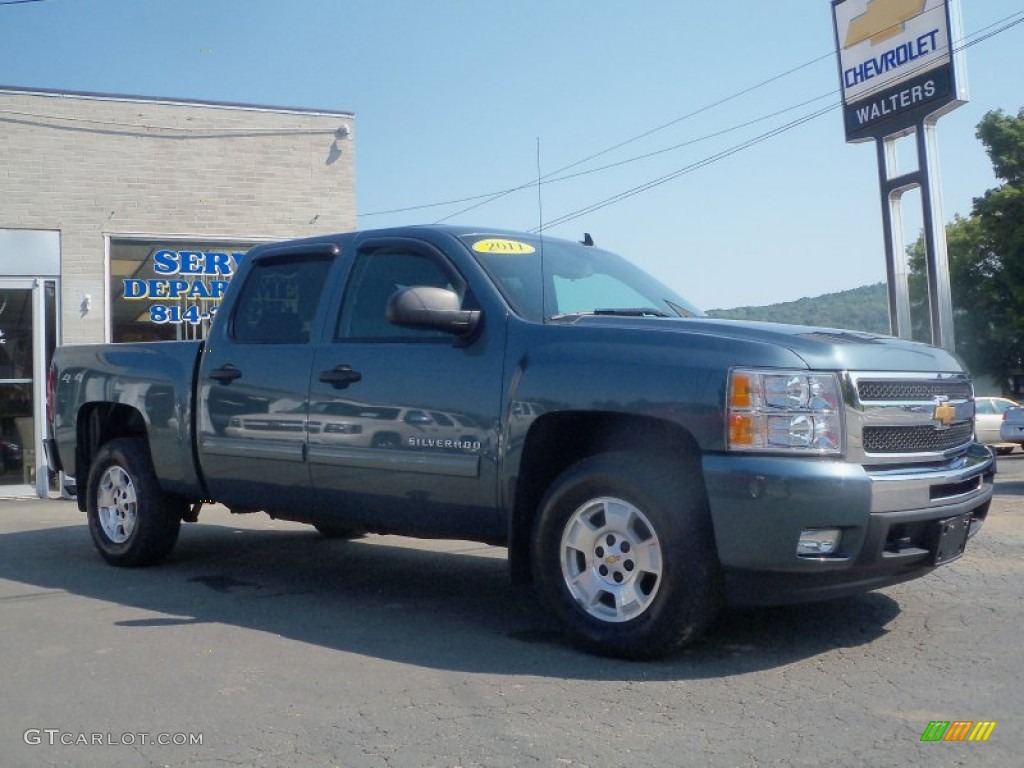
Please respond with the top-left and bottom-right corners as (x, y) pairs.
(0, 86), (356, 496)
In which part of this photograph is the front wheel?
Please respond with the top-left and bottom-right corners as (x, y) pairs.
(532, 452), (721, 659)
(86, 438), (182, 567)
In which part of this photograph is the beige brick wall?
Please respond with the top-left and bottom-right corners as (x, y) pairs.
(0, 89), (356, 344)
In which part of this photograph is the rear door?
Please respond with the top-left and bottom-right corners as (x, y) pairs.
(197, 245), (339, 513)
(307, 237), (506, 540)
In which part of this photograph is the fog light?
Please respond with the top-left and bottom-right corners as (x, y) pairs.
(797, 528), (841, 556)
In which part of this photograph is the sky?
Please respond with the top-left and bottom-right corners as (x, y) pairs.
(1, 0), (1022, 310)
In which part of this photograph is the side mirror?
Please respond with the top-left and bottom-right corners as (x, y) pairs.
(386, 286), (481, 336)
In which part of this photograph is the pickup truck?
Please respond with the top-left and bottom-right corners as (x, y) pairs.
(46, 225), (995, 659)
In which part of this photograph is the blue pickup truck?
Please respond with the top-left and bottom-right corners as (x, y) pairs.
(45, 226), (995, 658)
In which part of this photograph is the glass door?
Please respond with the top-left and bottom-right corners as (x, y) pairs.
(0, 283), (35, 490)
(0, 279), (56, 496)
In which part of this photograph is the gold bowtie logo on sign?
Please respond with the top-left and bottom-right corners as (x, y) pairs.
(846, 0), (928, 47)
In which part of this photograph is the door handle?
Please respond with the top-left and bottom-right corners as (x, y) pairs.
(209, 364), (242, 384)
(319, 365), (362, 389)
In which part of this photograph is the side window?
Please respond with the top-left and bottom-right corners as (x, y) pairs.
(231, 256), (333, 343)
(336, 247), (461, 341)
(976, 400), (994, 415)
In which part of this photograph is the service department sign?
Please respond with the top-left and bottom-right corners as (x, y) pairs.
(832, 0), (967, 142)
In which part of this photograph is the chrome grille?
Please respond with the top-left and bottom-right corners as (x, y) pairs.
(857, 380), (973, 401)
(846, 372), (975, 464)
(863, 422), (974, 454)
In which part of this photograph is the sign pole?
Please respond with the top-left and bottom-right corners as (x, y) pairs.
(918, 118), (956, 349)
(833, 0), (967, 351)
(875, 135), (914, 339)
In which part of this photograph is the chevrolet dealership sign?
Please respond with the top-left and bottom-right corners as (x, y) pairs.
(832, 0), (967, 141)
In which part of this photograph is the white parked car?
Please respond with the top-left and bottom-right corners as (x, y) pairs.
(998, 404), (1024, 450)
(975, 396), (1021, 454)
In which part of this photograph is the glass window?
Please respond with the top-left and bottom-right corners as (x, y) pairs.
(231, 256), (333, 344)
(460, 234), (702, 321)
(108, 239), (258, 342)
(336, 248), (461, 341)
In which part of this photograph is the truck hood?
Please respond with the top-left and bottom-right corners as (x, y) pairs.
(567, 316), (965, 373)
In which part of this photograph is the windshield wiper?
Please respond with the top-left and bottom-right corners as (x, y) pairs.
(550, 308), (671, 321)
(593, 307), (671, 317)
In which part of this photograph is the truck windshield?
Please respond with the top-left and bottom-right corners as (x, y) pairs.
(460, 234), (702, 322)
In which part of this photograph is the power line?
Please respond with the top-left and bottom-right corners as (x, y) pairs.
(532, 104), (839, 232)
(352, 89), (836, 220)
(361, 8), (1024, 223)
(428, 52), (838, 224)
(533, 13), (1024, 232)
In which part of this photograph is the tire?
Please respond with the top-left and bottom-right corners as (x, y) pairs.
(86, 438), (182, 567)
(995, 446), (1015, 456)
(313, 523), (365, 540)
(532, 452), (721, 659)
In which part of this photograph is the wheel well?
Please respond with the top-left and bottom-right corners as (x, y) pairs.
(508, 412), (703, 585)
(74, 403), (148, 511)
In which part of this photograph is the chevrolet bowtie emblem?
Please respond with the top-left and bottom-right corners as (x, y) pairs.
(846, 0), (927, 47)
(933, 400), (956, 428)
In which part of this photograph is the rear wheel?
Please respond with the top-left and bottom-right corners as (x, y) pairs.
(532, 452), (721, 659)
(86, 438), (182, 567)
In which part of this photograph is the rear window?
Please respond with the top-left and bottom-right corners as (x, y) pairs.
(231, 256), (333, 343)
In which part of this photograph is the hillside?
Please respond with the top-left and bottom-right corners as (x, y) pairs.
(705, 283), (890, 335)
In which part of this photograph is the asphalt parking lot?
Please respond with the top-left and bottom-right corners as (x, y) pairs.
(1, 456), (1022, 768)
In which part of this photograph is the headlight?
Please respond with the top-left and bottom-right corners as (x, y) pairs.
(727, 368), (844, 454)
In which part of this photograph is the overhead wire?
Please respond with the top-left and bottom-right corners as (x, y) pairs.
(359, 89), (838, 219)
(533, 12), (1024, 231)
(428, 52), (838, 224)
(359, 8), (1024, 224)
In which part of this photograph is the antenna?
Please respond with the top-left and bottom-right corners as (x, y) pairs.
(536, 137), (548, 322)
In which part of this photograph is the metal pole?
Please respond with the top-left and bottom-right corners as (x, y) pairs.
(32, 279), (48, 498)
(918, 119), (956, 351)
(875, 136), (913, 339)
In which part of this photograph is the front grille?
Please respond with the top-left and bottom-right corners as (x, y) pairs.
(857, 380), (973, 401)
(863, 421), (974, 454)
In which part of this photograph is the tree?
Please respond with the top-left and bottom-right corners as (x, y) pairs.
(909, 108), (1024, 383)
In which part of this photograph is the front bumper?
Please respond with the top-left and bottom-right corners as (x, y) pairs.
(701, 443), (995, 607)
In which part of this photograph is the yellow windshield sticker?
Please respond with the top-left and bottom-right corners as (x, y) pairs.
(472, 238), (536, 254)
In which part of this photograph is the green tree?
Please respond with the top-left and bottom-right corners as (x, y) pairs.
(909, 108), (1024, 382)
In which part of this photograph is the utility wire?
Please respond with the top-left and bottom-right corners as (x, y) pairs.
(534, 14), (1024, 232)
(532, 104), (839, 232)
(356, 89), (836, 219)
(355, 88), (838, 220)
(429, 51), (837, 224)
(361, 8), (1024, 222)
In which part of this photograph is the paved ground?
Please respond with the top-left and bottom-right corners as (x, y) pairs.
(1, 455), (1022, 768)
